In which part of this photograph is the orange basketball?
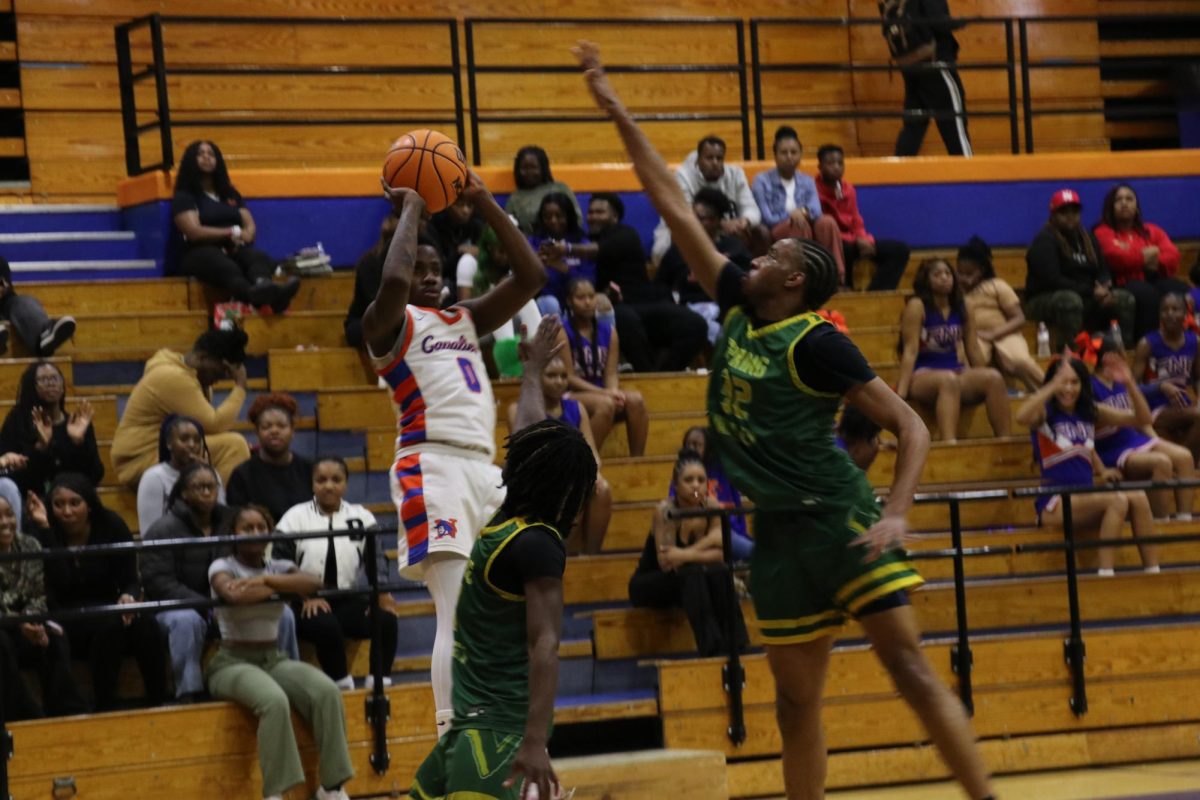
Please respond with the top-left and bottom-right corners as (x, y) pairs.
(382, 129), (468, 213)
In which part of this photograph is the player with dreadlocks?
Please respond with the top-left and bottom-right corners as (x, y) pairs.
(577, 42), (994, 800)
(409, 416), (596, 800)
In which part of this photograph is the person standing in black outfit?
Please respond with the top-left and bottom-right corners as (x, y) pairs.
(587, 192), (707, 370)
(226, 393), (313, 525)
(884, 0), (973, 157)
(30, 473), (167, 711)
(171, 140), (300, 312)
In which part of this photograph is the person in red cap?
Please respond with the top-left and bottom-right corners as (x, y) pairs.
(1024, 188), (1135, 350)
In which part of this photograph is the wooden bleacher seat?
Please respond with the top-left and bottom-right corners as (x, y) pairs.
(590, 565), (1200, 660)
(659, 621), (1200, 796)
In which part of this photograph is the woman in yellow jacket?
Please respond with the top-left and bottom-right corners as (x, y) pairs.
(111, 329), (251, 487)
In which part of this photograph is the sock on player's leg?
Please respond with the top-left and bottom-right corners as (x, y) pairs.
(425, 555), (468, 739)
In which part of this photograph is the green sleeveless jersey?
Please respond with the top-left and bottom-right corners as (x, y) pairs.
(707, 308), (870, 513)
(451, 514), (563, 735)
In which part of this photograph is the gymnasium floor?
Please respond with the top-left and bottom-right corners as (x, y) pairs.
(827, 759), (1200, 799)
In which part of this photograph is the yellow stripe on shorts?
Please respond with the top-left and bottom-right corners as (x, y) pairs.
(834, 561), (915, 606)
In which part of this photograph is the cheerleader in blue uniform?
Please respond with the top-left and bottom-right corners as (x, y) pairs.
(1133, 292), (1200, 463)
(1092, 336), (1195, 520)
(1017, 353), (1160, 575)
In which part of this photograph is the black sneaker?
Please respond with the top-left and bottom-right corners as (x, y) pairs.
(270, 277), (301, 315)
(39, 316), (75, 356)
(0, 326), (8, 356)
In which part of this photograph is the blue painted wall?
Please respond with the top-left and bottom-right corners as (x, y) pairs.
(123, 175), (1200, 275)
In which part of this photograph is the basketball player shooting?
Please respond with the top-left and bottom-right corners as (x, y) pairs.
(362, 172), (547, 740)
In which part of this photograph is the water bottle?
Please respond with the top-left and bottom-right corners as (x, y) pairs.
(1036, 322), (1050, 358)
(1110, 319), (1123, 349)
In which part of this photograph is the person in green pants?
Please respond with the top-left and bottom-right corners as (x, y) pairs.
(206, 498), (354, 800)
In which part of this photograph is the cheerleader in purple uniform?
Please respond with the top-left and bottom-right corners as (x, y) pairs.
(1016, 353), (1160, 575)
(897, 259), (1010, 442)
(1133, 292), (1200, 462)
(1093, 336), (1195, 520)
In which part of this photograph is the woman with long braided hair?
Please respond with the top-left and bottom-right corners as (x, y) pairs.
(577, 41), (995, 800)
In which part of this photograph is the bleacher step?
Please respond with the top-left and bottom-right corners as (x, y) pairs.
(0, 230), (139, 262)
(0, 203), (121, 234)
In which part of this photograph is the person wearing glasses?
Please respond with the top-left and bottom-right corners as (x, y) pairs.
(0, 361), (102, 497)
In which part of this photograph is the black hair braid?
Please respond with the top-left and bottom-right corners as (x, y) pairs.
(501, 419), (598, 536)
(796, 239), (840, 310)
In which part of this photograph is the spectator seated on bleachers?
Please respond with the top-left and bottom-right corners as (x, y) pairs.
(227, 393), (313, 526)
(0, 256), (75, 357)
(587, 192), (707, 372)
(560, 276), (649, 457)
(1091, 335), (1195, 522)
(815, 143), (911, 292)
(343, 211), (397, 349)
(111, 329), (251, 488)
(275, 456), (397, 691)
(1017, 354), (1160, 576)
(752, 126), (846, 280)
(897, 259), (1011, 443)
(428, 194), (484, 305)
(137, 415), (226, 534)
(0, 492), (89, 720)
(656, 187), (752, 346)
(506, 355), (611, 555)
(652, 135), (766, 264)
(142, 463), (298, 702)
(207, 505), (354, 800)
(0, 361), (103, 496)
(171, 140), (300, 314)
(957, 236), (1043, 392)
(456, 224), (542, 377)
(835, 405), (884, 474)
(1025, 188), (1135, 350)
(504, 145), (582, 234)
(672, 426), (752, 561)
(528, 192), (596, 317)
(1132, 292), (1200, 467)
(629, 448), (747, 658)
(30, 473), (167, 711)
(1094, 182), (1189, 341)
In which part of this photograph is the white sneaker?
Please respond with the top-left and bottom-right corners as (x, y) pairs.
(314, 787), (350, 800)
(364, 674), (393, 690)
(334, 675), (355, 691)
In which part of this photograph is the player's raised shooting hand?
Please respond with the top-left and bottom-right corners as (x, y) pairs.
(573, 41), (623, 117)
(379, 176), (425, 215)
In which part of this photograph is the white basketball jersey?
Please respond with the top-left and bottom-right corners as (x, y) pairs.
(370, 305), (495, 460)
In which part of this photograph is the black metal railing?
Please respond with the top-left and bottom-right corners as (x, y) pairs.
(113, 12), (1200, 177)
(464, 17), (751, 165)
(113, 15), (464, 177)
(670, 477), (1200, 745)
(0, 524), (403, 793)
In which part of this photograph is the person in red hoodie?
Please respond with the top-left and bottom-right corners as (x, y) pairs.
(1093, 182), (1189, 340)
(815, 144), (911, 291)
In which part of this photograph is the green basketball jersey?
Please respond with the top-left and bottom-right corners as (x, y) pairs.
(707, 308), (870, 513)
(451, 514), (563, 735)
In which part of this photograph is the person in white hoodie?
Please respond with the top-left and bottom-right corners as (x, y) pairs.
(275, 456), (399, 689)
